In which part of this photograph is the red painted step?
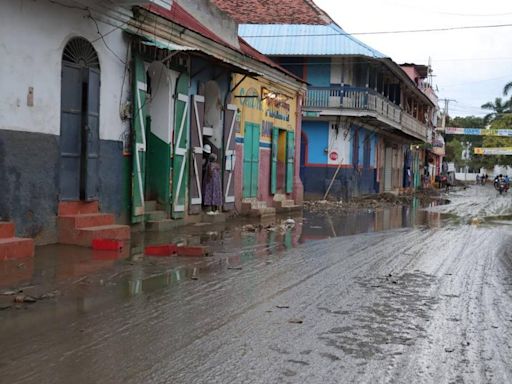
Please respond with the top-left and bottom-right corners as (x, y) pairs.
(0, 238), (35, 260)
(58, 201), (99, 216)
(58, 213), (115, 229)
(0, 222), (15, 239)
(60, 224), (130, 247)
(57, 201), (130, 248)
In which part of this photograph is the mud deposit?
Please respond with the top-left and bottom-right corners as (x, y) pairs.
(1, 185), (511, 383)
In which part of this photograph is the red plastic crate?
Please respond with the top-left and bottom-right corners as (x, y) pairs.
(92, 238), (124, 251)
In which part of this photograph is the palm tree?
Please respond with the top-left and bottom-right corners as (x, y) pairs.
(481, 97), (510, 125)
(504, 81), (512, 96)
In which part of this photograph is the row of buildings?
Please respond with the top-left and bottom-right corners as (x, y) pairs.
(0, 0), (445, 253)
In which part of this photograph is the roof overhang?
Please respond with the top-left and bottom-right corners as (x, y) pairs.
(132, 6), (306, 92)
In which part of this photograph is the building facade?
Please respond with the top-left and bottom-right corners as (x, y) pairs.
(240, 24), (437, 199)
(0, 0), (307, 249)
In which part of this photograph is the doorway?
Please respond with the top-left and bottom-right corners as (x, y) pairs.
(243, 122), (260, 198)
(384, 147), (393, 192)
(59, 37), (100, 201)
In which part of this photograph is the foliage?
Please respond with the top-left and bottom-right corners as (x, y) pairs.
(481, 97), (510, 125)
(489, 114), (512, 129)
(448, 115), (485, 128)
(504, 81), (512, 96)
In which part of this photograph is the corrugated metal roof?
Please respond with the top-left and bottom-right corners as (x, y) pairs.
(238, 24), (386, 58)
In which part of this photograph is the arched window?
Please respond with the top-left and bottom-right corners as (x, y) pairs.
(63, 37), (100, 69)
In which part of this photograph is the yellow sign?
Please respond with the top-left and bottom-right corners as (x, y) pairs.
(232, 75), (297, 140)
(474, 147), (512, 155)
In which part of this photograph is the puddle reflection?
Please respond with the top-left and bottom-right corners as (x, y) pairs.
(0, 201), (446, 305)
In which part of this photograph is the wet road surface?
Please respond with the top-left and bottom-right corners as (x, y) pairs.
(1, 186), (512, 383)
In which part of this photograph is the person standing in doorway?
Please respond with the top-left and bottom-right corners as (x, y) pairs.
(203, 153), (222, 214)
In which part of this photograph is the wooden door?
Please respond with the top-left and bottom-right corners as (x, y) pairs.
(171, 74), (189, 218)
(131, 54), (148, 222)
(286, 131), (295, 194)
(243, 123), (260, 198)
(189, 94), (204, 214)
(223, 104), (237, 210)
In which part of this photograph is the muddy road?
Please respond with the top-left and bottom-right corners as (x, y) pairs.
(1, 186), (512, 383)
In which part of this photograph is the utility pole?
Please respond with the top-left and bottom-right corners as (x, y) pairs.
(439, 98), (456, 131)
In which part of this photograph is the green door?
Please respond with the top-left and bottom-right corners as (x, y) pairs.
(172, 74), (189, 219)
(243, 123), (260, 198)
(270, 127), (278, 194)
(286, 131), (295, 193)
(131, 53), (148, 223)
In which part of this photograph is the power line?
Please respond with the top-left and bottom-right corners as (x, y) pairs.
(241, 23), (512, 38)
(380, 0), (512, 17)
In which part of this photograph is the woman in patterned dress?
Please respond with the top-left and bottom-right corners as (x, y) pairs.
(202, 153), (222, 214)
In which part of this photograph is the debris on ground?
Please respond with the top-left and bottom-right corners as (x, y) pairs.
(14, 294), (37, 304)
(242, 224), (257, 232)
(288, 319), (304, 324)
(304, 189), (444, 215)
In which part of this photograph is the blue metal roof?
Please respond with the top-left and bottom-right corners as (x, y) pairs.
(238, 24), (386, 58)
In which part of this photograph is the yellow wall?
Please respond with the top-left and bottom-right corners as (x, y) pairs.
(231, 75), (297, 144)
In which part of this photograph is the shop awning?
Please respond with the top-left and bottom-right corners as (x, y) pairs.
(124, 27), (196, 52)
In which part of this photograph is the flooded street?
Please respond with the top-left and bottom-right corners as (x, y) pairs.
(1, 186), (512, 383)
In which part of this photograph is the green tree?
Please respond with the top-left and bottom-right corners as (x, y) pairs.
(449, 115), (485, 128)
(504, 81), (512, 96)
(481, 97), (510, 125)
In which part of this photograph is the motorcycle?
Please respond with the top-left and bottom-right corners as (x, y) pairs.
(494, 180), (509, 195)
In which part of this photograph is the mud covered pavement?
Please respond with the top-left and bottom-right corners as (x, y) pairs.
(1, 185), (512, 383)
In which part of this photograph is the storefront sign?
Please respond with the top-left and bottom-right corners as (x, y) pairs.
(474, 147), (512, 156)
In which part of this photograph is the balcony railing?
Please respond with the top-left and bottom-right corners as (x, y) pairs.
(305, 86), (428, 141)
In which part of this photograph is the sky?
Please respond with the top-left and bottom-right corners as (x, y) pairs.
(314, 0), (512, 118)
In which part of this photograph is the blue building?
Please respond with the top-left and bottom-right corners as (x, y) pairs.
(240, 23), (436, 199)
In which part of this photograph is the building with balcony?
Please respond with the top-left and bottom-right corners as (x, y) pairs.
(240, 23), (436, 198)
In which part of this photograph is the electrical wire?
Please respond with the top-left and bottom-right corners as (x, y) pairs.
(241, 23), (512, 38)
(375, 0), (512, 17)
(89, 14), (127, 65)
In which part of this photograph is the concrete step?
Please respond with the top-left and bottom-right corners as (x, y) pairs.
(59, 224), (130, 247)
(145, 210), (167, 222)
(242, 200), (269, 214)
(275, 204), (303, 214)
(58, 213), (115, 229)
(146, 219), (179, 232)
(273, 193), (287, 202)
(144, 200), (158, 211)
(0, 237), (35, 260)
(249, 207), (276, 218)
(0, 222), (15, 239)
(201, 212), (227, 224)
(273, 199), (296, 208)
(58, 201), (99, 216)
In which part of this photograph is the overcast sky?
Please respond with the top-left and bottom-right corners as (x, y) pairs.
(314, 0), (512, 118)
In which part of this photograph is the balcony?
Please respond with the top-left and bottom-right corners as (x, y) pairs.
(305, 86), (429, 142)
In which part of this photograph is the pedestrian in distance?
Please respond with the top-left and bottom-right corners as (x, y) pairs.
(202, 153), (222, 215)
